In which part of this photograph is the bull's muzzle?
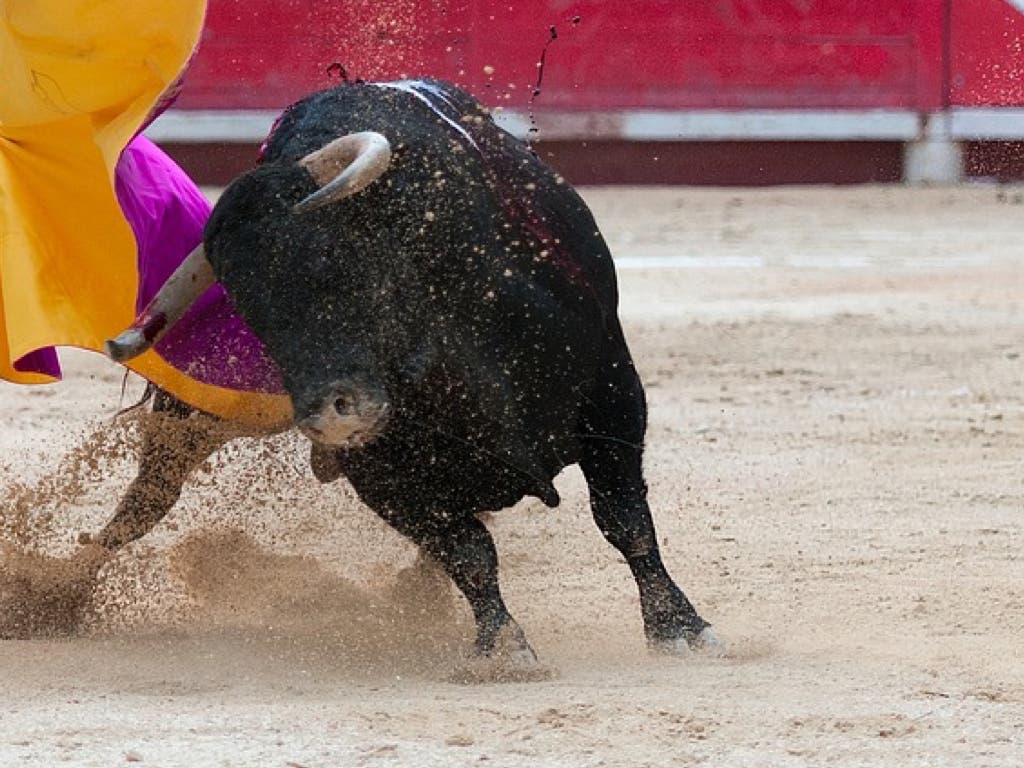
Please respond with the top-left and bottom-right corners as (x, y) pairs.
(296, 381), (390, 448)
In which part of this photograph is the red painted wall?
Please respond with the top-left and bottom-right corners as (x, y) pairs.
(180, 0), (461, 109)
(950, 0), (1024, 105)
(176, 0), (954, 112)
(456, 1), (945, 110)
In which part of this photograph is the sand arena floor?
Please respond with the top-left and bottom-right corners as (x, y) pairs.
(0, 186), (1022, 766)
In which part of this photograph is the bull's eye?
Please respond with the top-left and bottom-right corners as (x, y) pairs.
(334, 396), (348, 415)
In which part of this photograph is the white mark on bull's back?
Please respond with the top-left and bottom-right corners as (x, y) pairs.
(377, 80), (481, 151)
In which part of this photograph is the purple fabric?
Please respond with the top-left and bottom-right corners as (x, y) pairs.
(13, 347), (60, 377)
(114, 136), (285, 393)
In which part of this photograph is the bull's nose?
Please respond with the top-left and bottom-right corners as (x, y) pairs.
(295, 382), (389, 448)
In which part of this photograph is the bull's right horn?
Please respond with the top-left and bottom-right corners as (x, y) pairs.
(104, 243), (215, 363)
(293, 131), (392, 214)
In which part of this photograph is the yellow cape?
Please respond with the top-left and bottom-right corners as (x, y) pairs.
(0, 0), (291, 427)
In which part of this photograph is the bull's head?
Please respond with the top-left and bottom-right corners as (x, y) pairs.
(106, 131), (394, 448)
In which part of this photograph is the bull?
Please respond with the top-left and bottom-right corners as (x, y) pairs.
(11, 79), (718, 671)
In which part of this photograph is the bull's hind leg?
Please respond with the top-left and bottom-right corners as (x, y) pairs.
(579, 337), (717, 653)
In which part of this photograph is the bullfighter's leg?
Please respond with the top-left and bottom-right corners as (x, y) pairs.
(579, 333), (718, 653)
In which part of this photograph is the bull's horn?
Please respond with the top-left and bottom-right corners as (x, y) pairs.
(293, 131), (392, 214)
(104, 244), (215, 363)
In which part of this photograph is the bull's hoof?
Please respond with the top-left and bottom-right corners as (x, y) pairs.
(449, 622), (555, 684)
(650, 625), (726, 657)
(0, 546), (102, 639)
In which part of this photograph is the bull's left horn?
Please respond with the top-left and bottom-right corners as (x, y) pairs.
(104, 244), (215, 363)
(293, 131), (392, 214)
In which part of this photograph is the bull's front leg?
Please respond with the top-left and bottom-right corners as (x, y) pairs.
(379, 510), (552, 682)
(0, 390), (231, 638)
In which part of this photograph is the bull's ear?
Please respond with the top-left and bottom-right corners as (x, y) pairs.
(293, 131), (392, 214)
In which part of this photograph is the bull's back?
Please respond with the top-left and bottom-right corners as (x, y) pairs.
(263, 79), (620, 316)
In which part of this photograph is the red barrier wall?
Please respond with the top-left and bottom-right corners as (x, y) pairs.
(950, 0), (1024, 105)
(456, 1), (945, 110)
(176, 0), (953, 112)
(166, 1), (1024, 184)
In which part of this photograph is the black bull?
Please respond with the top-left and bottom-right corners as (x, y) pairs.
(19, 80), (718, 665)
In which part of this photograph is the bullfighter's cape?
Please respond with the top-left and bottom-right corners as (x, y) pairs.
(0, 0), (290, 426)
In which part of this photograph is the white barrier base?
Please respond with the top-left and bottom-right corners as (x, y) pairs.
(145, 107), (1024, 184)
